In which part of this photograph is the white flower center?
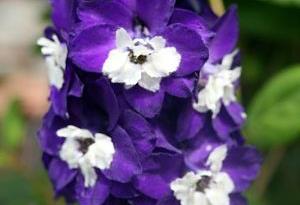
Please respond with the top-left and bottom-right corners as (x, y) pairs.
(193, 50), (241, 117)
(37, 35), (68, 89)
(103, 28), (181, 92)
(57, 125), (115, 188)
(171, 145), (234, 205)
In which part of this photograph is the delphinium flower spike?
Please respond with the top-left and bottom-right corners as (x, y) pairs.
(37, 1), (261, 205)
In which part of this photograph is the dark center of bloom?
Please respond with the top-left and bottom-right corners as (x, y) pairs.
(196, 175), (211, 192)
(129, 50), (147, 64)
(133, 16), (148, 36)
(78, 138), (95, 154)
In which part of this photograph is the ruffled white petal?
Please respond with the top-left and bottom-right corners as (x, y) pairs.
(103, 49), (142, 85)
(206, 145), (228, 173)
(138, 73), (161, 92)
(57, 125), (93, 139)
(57, 126), (115, 188)
(37, 35), (67, 89)
(46, 58), (64, 89)
(170, 145), (234, 205)
(146, 47), (181, 78)
(116, 28), (133, 48)
(59, 138), (82, 169)
(87, 133), (115, 170)
(79, 157), (97, 188)
(103, 28), (181, 92)
(194, 50), (241, 116)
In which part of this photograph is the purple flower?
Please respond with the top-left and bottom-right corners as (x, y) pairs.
(37, 1), (262, 205)
(37, 0), (81, 117)
(38, 78), (158, 204)
(172, 6), (246, 138)
(170, 144), (261, 205)
(69, 0), (208, 118)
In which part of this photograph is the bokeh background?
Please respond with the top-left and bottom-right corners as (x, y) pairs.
(0, 0), (300, 204)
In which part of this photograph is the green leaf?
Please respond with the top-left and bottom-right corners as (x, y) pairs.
(246, 65), (300, 147)
(0, 99), (26, 150)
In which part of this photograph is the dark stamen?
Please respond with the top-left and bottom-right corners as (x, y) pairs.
(196, 175), (211, 192)
(133, 16), (146, 29)
(129, 50), (147, 64)
(78, 138), (95, 154)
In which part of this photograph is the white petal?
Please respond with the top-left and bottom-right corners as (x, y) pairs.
(37, 37), (54, 48)
(193, 192), (209, 205)
(46, 58), (64, 89)
(146, 47), (181, 78)
(59, 138), (82, 169)
(103, 49), (142, 86)
(206, 188), (231, 205)
(223, 85), (236, 106)
(230, 66), (241, 82)
(79, 157), (97, 188)
(171, 172), (201, 201)
(221, 49), (239, 69)
(87, 133), (115, 170)
(103, 49), (129, 73)
(213, 172), (235, 193)
(138, 73), (161, 92)
(56, 125), (93, 139)
(206, 145), (228, 173)
(116, 28), (132, 48)
(149, 36), (166, 50)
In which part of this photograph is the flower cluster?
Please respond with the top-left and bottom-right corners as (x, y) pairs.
(37, 0), (261, 205)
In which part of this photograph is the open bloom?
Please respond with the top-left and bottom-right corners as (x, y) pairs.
(103, 28), (181, 92)
(193, 50), (241, 117)
(171, 145), (234, 205)
(57, 125), (115, 187)
(70, 0), (208, 118)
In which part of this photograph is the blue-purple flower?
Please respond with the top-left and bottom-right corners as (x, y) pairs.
(37, 1), (262, 205)
(69, 0), (208, 118)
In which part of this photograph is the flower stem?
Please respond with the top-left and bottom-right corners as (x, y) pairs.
(254, 146), (286, 198)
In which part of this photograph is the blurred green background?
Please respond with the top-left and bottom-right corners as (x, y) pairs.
(0, 0), (300, 204)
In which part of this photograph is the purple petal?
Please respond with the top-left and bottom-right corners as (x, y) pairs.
(157, 196), (180, 205)
(85, 78), (120, 130)
(176, 105), (206, 141)
(121, 109), (156, 159)
(103, 126), (141, 183)
(37, 109), (65, 155)
(70, 24), (116, 72)
(136, 0), (175, 34)
(50, 86), (68, 118)
(78, 1), (133, 30)
(50, 0), (76, 35)
(223, 146), (262, 192)
(131, 196), (156, 205)
(209, 5), (239, 63)
(163, 24), (208, 76)
(225, 102), (246, 126)
(155, 125), (181, 154)
(230, 193), (247, 205)
(51, 65), (83, 118)
(133, 154), (184, 199)
(124, 86), (165, 118)
(162, 76), (195, 98)
(110, 181), (138, 198)
(76, 174), (110, 205)
(170, 8), (214, 44)
(48, 158), (77, 193)
(213, 105), (238, 139)
(184, 128), (222, 170)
